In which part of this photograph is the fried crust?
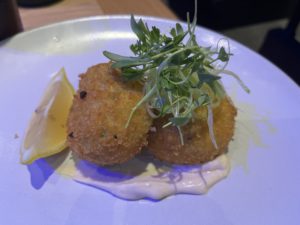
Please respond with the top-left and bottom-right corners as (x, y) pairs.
(67, 63), (152, 165)
(147, 97), (237, 164)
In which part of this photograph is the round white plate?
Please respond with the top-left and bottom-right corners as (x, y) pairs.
(0, 15), (300, 225)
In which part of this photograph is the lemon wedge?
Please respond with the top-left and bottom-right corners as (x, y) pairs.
(20, 68), (75, 164)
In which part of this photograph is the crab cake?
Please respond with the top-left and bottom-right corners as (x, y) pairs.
(78, 62), (141, 92)
(67, 63), (152, 165)
(147, 97), (237, 164)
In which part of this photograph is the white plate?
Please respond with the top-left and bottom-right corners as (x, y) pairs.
(1, 15), (300, 225)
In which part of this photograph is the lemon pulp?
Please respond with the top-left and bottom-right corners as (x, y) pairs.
(20, 68), (75, 164)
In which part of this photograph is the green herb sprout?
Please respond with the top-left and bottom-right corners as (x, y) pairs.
(103, 0), (249, 146)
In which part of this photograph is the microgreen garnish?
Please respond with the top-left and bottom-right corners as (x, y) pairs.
(103, 0), (249, 145)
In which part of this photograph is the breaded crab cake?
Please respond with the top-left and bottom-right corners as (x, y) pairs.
(67, 63), (152, 165)
(147, 97), (237, 164)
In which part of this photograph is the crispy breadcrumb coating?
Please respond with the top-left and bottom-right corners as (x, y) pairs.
(147, 97), (237, 164)
(67, 63), (152, 165)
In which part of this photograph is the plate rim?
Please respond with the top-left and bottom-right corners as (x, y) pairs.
(2, 14), (299, 88)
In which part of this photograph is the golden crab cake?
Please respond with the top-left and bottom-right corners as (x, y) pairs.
(147, 97), (237, 165)
(67, 63), (152, 165)
(78, 62), (142, 93)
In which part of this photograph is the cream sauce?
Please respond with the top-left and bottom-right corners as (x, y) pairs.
(52, 151), (230, 200)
